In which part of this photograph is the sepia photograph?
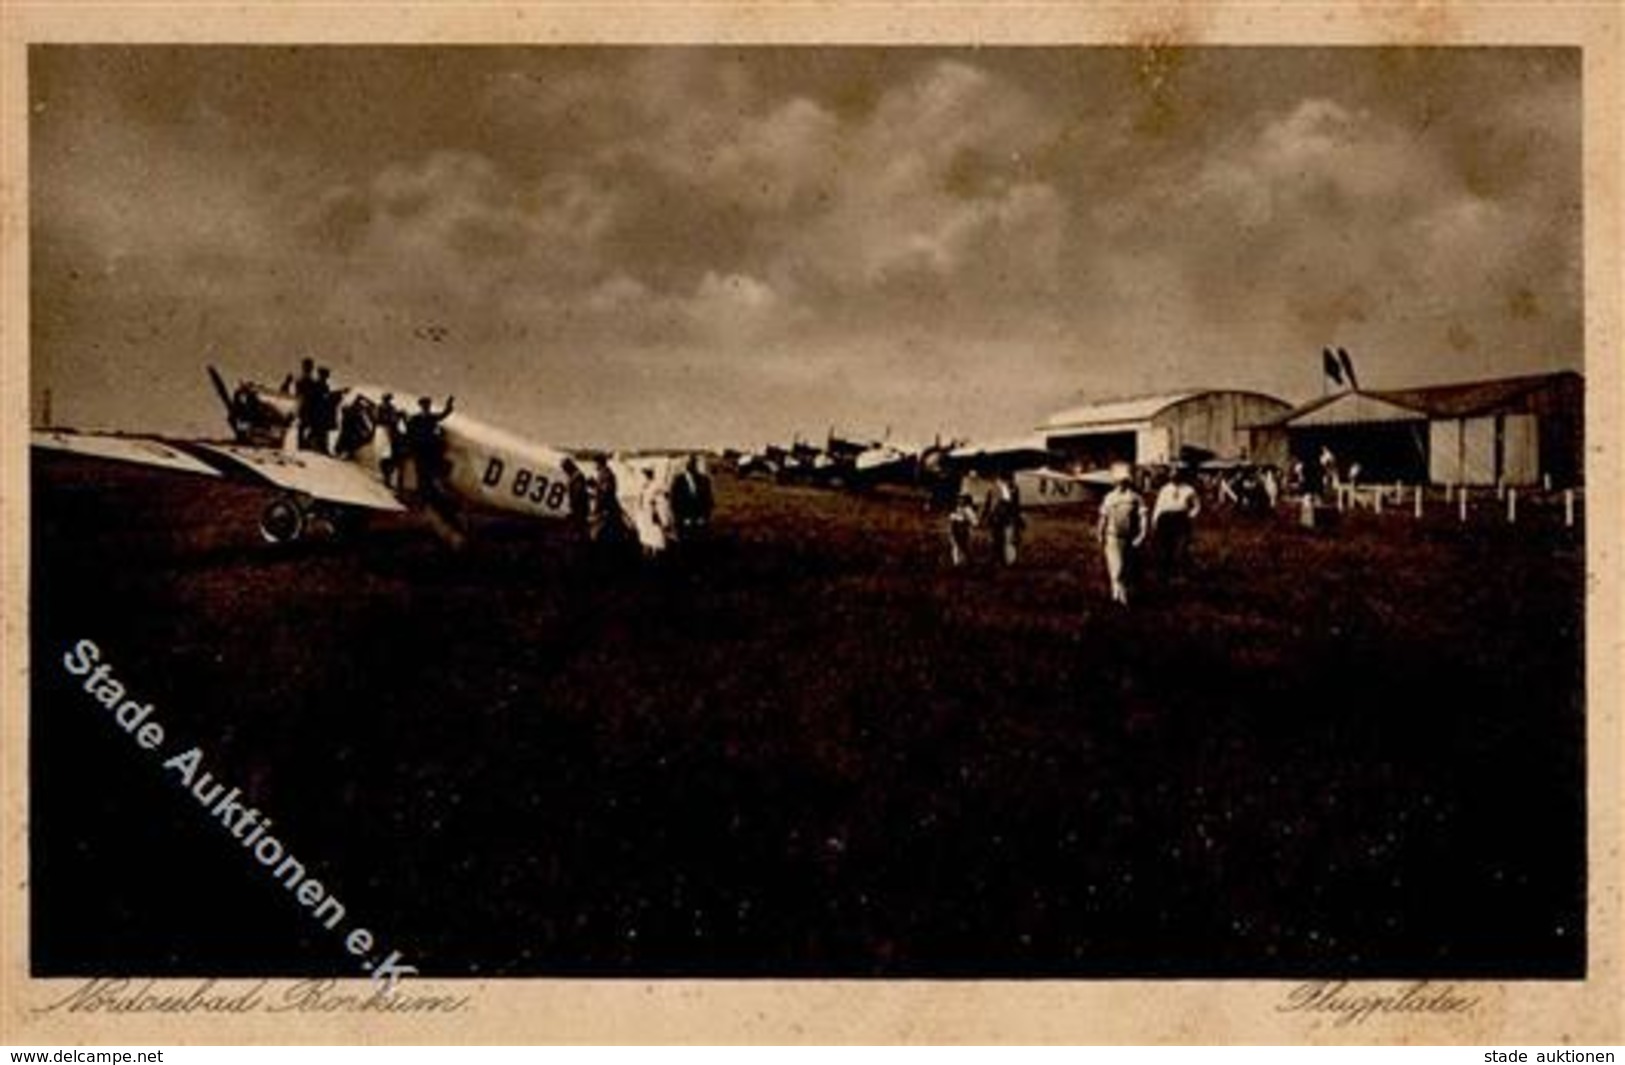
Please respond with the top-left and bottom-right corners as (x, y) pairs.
(5, 6), (1621, 1046)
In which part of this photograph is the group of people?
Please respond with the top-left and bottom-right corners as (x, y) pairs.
(1293, 444), (1357, 501)
(285, 359), (457, 500)
(278, 357), (721, 554)
(946, 471), (1026, 568)
(288, 358), (347, 454)
(946, 464), (1205, 608)
(562, 454), (714, 560)
(1095, 463), (1201, 606)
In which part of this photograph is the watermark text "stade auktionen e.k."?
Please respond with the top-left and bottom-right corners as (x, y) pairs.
(60, 637), (417, 990)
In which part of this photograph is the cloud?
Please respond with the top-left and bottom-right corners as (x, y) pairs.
(297, 150), (621, 311)
(740, 59), (1071, 329)
(30, 47), (1583, 444)
(1068, 85), (1579, 388)
(686, 271), (790, 340)
(673, 95), (845, 217)
(359, 54), (1076, 352)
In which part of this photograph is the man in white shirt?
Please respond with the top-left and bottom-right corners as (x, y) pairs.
(1097, 464), (1148, 606)
(982, 471), (1024, 567)
(1151, 465), (1202, 580)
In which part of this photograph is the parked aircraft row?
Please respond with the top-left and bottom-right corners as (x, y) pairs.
(31, 361), (1161, 557)
(732, 428), (1116, 508)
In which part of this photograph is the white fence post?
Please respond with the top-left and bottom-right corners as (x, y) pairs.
(1507, 487), (1517, 524)
(1458, 486), (1468, 523)
(1414, 485), (1423, 519)
(1565, 489), (1575, 528)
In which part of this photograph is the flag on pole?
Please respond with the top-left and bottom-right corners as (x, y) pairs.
(1337, 347), (1359, 390)
(1322, 347), (1344, 386)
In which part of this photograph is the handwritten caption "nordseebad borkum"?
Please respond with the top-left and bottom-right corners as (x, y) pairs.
(60, 638), (418, 991)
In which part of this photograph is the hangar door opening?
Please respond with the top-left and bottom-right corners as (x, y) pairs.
(1291, 422), (1429, 487)
(1047, 431), (1138, 470)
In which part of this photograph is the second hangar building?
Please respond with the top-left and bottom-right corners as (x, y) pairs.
(1249, 369), (1583, 487)
(1037, 390), (1292, 469)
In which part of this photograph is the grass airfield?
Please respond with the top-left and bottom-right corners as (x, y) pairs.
(31, 455), (1585, 978)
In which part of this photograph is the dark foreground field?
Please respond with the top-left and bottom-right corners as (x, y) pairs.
(31, 455), (1585, 978)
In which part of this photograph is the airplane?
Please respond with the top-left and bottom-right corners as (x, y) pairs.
(840, 429), (938, 490)
(735, 434), (840, 485)
(751, 427), (943, 492)
(935, 434), (1117, 509)
(31, 365), (689, 550)
(731, 447), (777, 479)
(836, 429), (1100, 499)
(738, 426), (1113, 506)
(788, 437), (840, 483)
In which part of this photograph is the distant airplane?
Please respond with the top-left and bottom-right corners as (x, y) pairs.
(738, 428), (1116, 506)
(940, 435), (1117, 509)
(829, 427), (935, 489)
(736, 434), (842, 485)
(31, 365), (685, 550)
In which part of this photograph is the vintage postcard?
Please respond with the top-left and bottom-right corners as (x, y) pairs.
(2, 2), (1620, 1046)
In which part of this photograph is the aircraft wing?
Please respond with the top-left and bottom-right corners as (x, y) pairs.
(946, 434), (1057, 471)
(1035, 466), (1117, 488)
(31, 430), (226, 478)
(191, 443), (405, 510)
(33, 430), (406, 512)
(961, 465), (1111, 509)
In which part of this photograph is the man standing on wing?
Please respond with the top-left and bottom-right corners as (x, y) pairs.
(404, 394), (455, 502)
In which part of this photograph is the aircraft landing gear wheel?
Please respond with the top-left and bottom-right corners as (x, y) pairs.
(304, 505), (338, 541)
(259, 496), (305, 543)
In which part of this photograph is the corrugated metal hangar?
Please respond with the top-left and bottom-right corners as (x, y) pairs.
(1038, 390), (1292, 468)
(1250, 370), (1582, 487)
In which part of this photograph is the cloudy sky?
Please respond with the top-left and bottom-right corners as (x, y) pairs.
(30, 46), (1580, 449)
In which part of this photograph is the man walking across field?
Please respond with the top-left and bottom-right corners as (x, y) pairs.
(1097, 463), (1148, 606)
(983, 470), (1024, 567)
(1151, 464), (1201, 580)
(946, 492), (978, 568)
